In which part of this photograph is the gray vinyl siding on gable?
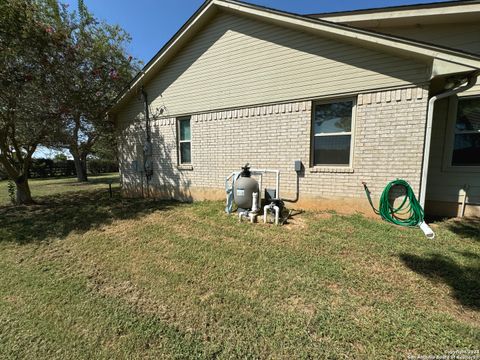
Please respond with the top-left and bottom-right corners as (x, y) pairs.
(126, 12), (431, 119)
(363, 21), (480, 97)
(371, 22), (480, 57)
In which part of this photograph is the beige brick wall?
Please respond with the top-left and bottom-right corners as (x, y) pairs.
(119, 85), (429, 213)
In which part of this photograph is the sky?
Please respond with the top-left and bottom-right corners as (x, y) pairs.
(38, 0), (450, 159)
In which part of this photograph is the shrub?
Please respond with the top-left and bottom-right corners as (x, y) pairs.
(28, 159), (76, 178)
(87, 159), (119, 175)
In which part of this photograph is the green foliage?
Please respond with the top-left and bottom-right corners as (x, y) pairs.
(0, 0), (72, 203)
(90, 132), (118, 162)
(87, 159), (118, 175)
(48, 0), (140, 180)
(54, 153), (68, 162)
(0, 0), (137, 200)
(28, 158), (76, 178)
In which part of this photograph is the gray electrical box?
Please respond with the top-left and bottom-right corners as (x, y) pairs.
(131, 160), (139, 172)
(143, 142), (153, 157)
(294, 160), (302, 172)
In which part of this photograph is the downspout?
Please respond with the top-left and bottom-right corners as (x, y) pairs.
(141, 86), (151, 143)
(419, 71), (479, 208)
(141, 86), (153, 197)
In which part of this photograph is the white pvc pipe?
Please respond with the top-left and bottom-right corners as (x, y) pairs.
(273, 205), (280, 225)
(276, 173), (280, 199)
(238, 210), (249, 223)
(460, 186), (469, 218)
(258, 174), (263, 206)
(251, 169), (280, 199)
(263, 203), (280, 225)
(263, 204), (269, 224)
(419, 72), (479, 208)
(225, 172), (236, 182)
(252, 192), (259, 212)
(419, 221), (435, 239)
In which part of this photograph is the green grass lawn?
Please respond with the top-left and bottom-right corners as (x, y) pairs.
(0, 187), (478, 359)
(0, 173), (119, 205)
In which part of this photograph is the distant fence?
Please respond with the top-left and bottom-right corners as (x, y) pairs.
(0, 159), (118, 180)
(87, 159), (119, 175)
(28, 159), (76, 178)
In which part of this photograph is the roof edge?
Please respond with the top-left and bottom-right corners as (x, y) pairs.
(109, 0), (215, 113)
(108, 0), (480, 114)
(219, 0), (480, 60)
(307, 0), (477, 18)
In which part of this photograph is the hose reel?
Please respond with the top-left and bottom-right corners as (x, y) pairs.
(363, 179), (435, 239)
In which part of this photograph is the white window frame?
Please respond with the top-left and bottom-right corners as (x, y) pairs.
(177, 116), (192, 165)
(442, 95), (480, 173)
(311, 97), (356, 169)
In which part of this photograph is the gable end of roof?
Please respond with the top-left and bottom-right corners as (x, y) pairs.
(109, 0), (480, 114)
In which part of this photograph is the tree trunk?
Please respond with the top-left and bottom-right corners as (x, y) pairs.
(72, 152), (88, 182)
(15, 175), (34, 205)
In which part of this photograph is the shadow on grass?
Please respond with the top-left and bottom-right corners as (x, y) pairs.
(34, 174), (120, 187)
(442, 217), (480, 242)
(85, 174), (120, 184)
(400, 252), (480, 310)
(0, 189), (178, 244)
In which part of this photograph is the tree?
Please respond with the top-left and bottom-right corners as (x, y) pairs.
(0, 0), (66, 204)
(0, 0), (138, 205)
(91, 131), (119, 163)
(54, 153), (68, 162)
(53, 1), (139, 182)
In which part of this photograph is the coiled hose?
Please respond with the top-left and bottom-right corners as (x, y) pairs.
(363, 179), (435, 238)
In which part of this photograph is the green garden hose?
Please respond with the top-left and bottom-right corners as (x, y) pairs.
(362, 179), (435, 238)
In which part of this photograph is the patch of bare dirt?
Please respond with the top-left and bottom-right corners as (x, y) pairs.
(283, 295), (316, 317)
(284, 215), (308, 230)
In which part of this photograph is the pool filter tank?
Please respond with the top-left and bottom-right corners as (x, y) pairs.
(234, 164), (259, 210)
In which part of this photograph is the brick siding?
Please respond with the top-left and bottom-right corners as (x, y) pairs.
(119, 85), (429, 210)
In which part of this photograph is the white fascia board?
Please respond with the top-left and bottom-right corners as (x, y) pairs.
(432, 58), (477, 78)
(316, 3), (480, 23)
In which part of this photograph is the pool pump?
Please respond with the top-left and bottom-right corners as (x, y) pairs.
(225, 163), (283, 224)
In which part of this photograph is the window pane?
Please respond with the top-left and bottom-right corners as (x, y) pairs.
(456, 97), (480, 132)
(314, 101), (353, 134)
(452, 133), (480, 166)
(179, 118), (191, 141)
(314, 135), (351, 165)
(180, 142), (191, 164)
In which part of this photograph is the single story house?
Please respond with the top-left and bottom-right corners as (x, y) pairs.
(109, 0), (480, 217)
